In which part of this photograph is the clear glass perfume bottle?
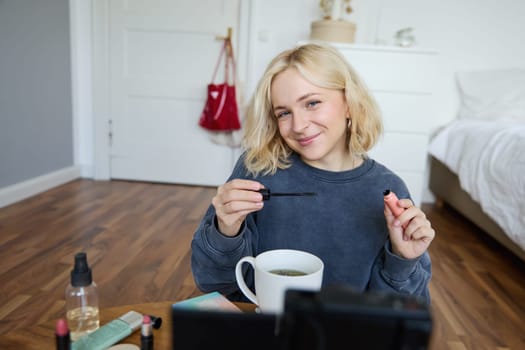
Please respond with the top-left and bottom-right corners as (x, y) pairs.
(65, 252), (100, 341)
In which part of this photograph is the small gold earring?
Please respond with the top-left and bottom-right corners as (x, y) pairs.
(347, 119), (352, 128)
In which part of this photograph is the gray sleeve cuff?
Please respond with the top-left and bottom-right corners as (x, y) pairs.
(382, 241), (420, 281)
(205, 216), (245, 253)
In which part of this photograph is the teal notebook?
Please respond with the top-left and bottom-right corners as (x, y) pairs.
(173, 291), (241, 312)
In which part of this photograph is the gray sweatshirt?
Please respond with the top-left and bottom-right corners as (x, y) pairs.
(191, 153), (432, 304)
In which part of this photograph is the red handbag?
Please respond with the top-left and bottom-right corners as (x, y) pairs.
(198, 38), (241, 131)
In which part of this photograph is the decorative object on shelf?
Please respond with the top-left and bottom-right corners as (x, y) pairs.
(319, 0), (353, 20)
(394, 27), (416, 47)
(310, 0), (356, 43)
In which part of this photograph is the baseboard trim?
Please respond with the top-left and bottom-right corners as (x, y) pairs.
(0, 166), (81, 208)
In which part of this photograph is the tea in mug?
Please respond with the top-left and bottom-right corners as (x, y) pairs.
(269, 268), (308, 276)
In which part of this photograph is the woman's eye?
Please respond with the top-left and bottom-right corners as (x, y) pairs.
(276, 110), (290, 118)
(306, 100), (321, 108)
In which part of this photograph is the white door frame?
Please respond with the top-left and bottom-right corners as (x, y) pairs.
(88, 0), (254, 180)
(69, 0), (95, 178)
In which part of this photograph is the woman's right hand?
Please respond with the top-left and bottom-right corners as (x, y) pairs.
(212, 179), (265, 236)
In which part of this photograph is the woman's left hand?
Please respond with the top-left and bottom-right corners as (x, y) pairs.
(384, 199), (435, 259)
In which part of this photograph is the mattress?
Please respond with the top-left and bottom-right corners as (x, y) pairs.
(428, 119), (525, 253)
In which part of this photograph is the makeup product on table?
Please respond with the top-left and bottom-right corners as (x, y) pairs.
(383, 189), (408, 229)
(258, 188), (316, 200)
(107, 345), (139, 350)
(71, 310), (142, 350)
(65, 252), (100, 341)
(55, 318), (71, 350)
(148, 315), (162, 330)
(140, 314), (154, 350)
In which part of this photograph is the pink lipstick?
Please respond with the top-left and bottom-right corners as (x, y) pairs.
(55, 318), (71, 350)
(140, 314), (154, 350)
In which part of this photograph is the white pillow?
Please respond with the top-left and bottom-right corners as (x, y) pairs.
(456, 68), (525, 121)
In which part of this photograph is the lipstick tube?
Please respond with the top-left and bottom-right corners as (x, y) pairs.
(55, 318), (71, 350)
(148, 315), (162, 330)
(140, 314), (154, 350)
(383, 189), (408, 229)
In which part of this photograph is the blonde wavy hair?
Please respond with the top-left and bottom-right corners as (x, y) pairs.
(242, 43), (382, 176)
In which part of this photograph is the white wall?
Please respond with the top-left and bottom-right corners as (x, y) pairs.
(247, 0), (525, 129)
(373, 0), (525, 129)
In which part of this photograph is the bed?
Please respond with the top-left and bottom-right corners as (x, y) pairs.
(427, 68), (525, 262)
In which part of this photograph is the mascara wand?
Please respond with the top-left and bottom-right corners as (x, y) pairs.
(258, 188), (317, 201)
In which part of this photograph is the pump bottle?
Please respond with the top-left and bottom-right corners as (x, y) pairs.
(65, 252), (100, 341)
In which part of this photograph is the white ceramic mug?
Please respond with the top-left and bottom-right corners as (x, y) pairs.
(235, 249), (324, 314)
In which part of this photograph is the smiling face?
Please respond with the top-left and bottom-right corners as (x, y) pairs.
(270, 68), (351, 171)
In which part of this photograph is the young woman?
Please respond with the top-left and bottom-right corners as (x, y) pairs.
(191, 43), (435, 304)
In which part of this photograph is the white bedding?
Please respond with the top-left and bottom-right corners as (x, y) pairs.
(428, 119), (525, 252)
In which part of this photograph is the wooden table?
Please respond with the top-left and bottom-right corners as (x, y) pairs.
(0, 301), (255, 350)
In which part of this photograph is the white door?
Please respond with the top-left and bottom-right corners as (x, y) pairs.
(108, 0), (241, 185)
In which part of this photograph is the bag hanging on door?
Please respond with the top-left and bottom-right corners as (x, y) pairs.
(198, 38), (241, 131)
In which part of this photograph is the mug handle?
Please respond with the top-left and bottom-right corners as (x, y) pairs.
(235, 256), (258, 305)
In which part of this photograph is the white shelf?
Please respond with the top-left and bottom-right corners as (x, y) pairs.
(298, 40), (439, 55)
(335, 45), (439, 206)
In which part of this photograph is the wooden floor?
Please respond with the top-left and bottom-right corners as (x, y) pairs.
(0, 179), (524, 349)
